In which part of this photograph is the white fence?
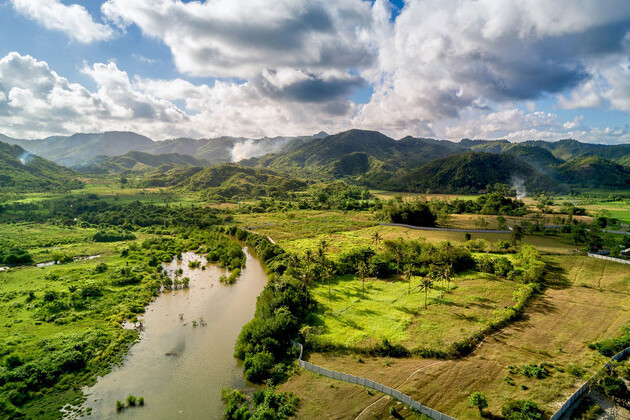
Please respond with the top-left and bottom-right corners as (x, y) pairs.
(291, 341), (456, 420)
(550, 346), (630, 420)
(587, 253), (630, 265)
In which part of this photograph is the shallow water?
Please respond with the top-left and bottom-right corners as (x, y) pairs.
(80, 247), (267, 419)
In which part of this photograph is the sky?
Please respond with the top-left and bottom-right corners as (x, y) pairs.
(1, 0), (630, 144)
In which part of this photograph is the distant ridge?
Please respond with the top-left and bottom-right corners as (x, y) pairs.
(0, 140), (82, 191)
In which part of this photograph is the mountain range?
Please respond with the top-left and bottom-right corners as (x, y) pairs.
(0, 131), (328, 168)
(1, 129), (630, 194)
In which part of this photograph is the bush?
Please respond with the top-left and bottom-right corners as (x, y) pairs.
(588, 326), (630, 356)
(93, 230), (136, 242)
(597, 375), (629, 400)
(243, 351), (275, 383)
(500, 400), (543, 420)
(126, 394), (137, 406)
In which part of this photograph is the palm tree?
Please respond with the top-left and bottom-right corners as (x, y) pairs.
(443, 263), (453, 294)
(420, 276), (433, 309)
(357, 261), (369, 299)
(371, 232), (382, 250)
(403, 263), (413, 295)
(318, 239), (328, 262)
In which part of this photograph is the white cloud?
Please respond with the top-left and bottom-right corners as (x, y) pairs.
(356, 0), (630, 137)
(4, 1), (630, 145)
(11, 0), (114, 43)
(102, 0), (375, 79)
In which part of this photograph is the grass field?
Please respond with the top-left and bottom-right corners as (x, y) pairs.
(281, 255), (630, 419)
(263, 223), (578, 256)
(307, 272), (518, 351)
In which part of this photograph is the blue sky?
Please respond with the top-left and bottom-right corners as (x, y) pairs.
(0, 0), (629, 143)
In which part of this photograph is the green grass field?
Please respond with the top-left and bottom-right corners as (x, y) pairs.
(307, 271), (518, 351)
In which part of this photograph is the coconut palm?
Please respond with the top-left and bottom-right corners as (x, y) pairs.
(357, 261), (369, 299)
(420, 276), (433, 309)
(318, 239), (328, 262)
(403, 263), (414, 295)
(371, 232), (382, 250)
(443, 263), (454, 293)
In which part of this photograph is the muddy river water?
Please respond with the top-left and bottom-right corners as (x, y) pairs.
(80, 247), (267, 419)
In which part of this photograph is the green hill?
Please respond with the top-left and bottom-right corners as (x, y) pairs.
(250, 129), (464, 182)
(556, 156), (630, 188)
(504, 145), (564, 169)
(78, 151), (210, 174)
(0, 141), (82, 192)
(402, 152), (560, 194)
(176, 164), (309, 199)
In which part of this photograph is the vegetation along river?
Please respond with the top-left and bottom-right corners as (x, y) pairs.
(79, 247), (267, 419)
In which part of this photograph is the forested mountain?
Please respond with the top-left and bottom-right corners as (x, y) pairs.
(556, 156), (630, 188)
(0, 141), (82, 191)
(401, 152), (560, 194)
(247, 129), (465, 180)
(243, 130), (629, 192)
(78, 151), (210, 174)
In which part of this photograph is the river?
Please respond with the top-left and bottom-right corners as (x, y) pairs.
(79, 247), (267, 419)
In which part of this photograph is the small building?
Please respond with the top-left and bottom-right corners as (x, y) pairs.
(621, 248), (630, 257)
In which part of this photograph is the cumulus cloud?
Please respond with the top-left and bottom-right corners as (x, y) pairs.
(101, 0), (375, 79)
(11, 0), (114, 43)
(0, 52), (189, 138)
(3, 1), (630, 145)
(357, 0), (630, 133)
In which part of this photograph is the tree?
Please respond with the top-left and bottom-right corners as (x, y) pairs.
(510, 225), (523, 246)
(357, 261), (369, 299)
(317, 239), (328, 262)
(471, 216), (489, 230)
(403, 263), (413, 295)
(441, 263), (453, 294)
(384, 238), (406, 274)
(497, 216), (508, 230)
(420, 276), (433, 309)
(371, 232), (382, 250)
(467, 392), (488, 416)
(437, 209), (452, 227)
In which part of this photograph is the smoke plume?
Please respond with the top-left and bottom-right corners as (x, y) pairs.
(511, 176), (527, 199)
(230, 138), (291, 162)
(18, 152), (33, 165)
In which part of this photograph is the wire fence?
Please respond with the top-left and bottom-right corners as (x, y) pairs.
(587, 253), (630, 265)
(290, 340), (456, 420)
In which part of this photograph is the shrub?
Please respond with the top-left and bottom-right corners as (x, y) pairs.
(126, 394), (137, 406)
(500, 400), (543, 420)
(93, 231), (136, 242)
(243, 351), (274, 383)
